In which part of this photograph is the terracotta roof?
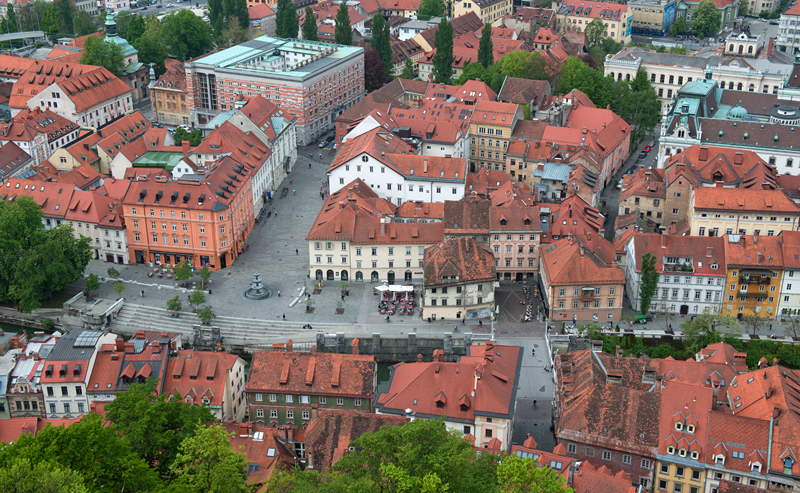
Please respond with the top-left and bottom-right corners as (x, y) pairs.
(724, 234), (784, 269)
(497, 76), (550, 105)
(390, 38), (424, 65)
(153, 59), (186, 93)
(377, 342), (523, 422)
(58, 67), (133, 113)
(246, 348), (375, 399)
(0, 178), (74, 219)
(375, 0), (419, 10)
(443, 194), (490, 235)
(238, 96), (297, 143)
(383, 154), (466, 181)
(306, 179), (396, 241)
(657, 356), (740, 392)
(546, 195), (605, 242)
(162, 350), (243, 409)
(717, 481), (770, 493)
(248, 3), (275, 18)
(0, 107), (79, 144)
(540, 236), (623, 286)
(61, 132), (102, 167)
(555, 349), (660, 456)
(620, 168), (665, 202)
(569, 460), (638, 493)
(423, 237), (495, 286)
(328, 127), (414, 172)
(466, 168), (520, 195)
(0, 142), (32, 180)
(666, 146), (778, 189)
(705, 410), (770, 474)
(394, 201), (444, 221)
(558, 1), (628, 18)
(501, 7), (555, 25)
(657, 381), (713, 460)
(471, 99), (520, 127)
(64, 189), (115, 224)
(88, 336), (169, 395)
(0, 54), (36, 81)
(510, 439), (576, 476)
(58, 163), (103, 189)
(191, 121), (271, 172)
(222, 422), (295, 487)
(66, 32), (104, 48)
(9, 60), (97, 109)
(630, 233), (726, 277)
(304, 410), (407, 472)
(417, 12), (483, 49)
(695, 342), (749, 373)
(693, 187), (798, 214)
(299, 1), (364, 27)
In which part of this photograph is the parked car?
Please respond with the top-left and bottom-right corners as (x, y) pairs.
(649, 140), (655, 147)
(643, 145), (651, 152)
(639, 151), (647, 159)
(318, 141), (326, 148)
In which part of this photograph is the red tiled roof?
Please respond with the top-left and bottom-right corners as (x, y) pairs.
(0, 178), (74, 218)
(693, 187), (798, 214)
(695, 342), (749, 373)
(246, 348), (376, 399)
(163, 350), (243, 409)
(304, 410), (407, 472)
(306, 179), (395, 241)
(248, 3), (275, 18)
(238, 96), (296, 143)
(569, 460), (638, 493)
(443, 193), (490, 235)
(0, 54), (36, 81)
(352, 218), (443, 245)
(300, 1), (364, 27)
(222, 422), (295, 487)
(0, 141), (32, 180)
(191, 121), (271, 172)
(724, 234), (784, 269)
(423, 237), (495, 286)
(9, 59), (97, 110)
(328, 127), (413, 172)
(470, 99), (520, 127)
(153, 58), (186, 93)
(394, 201), (444, 221)
(58, 163), (103, 189)
(666, 146), (777, 189)
(540, 236), (623, 286)
(58, 67), (133, 113)
(383, 154), (466, 181)
(559, 0), (628, 17)
(657, 381), (713, 459)
(66, 32), (104, 48)
(705, 410), (770, 473)
(630, 233), (726, 277)
(498, 76), (550, 105)
(0, 107), (79, 143)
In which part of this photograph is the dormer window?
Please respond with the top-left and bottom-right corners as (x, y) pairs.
(679, 448), (687, 458)
(716, 455), (725, 466)
(686, 424), (695, 434)
(667, 446), (675, 455)
(500, 219), (507, 226)
(784, 457), (794, 475)
(691, 451), (699, 460)
(674, 422), (683, 431)
(751, 462), (762, 473)
(202, 397), (210, 405)
(185, 396), (192, 403)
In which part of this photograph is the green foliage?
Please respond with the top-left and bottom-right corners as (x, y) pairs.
(219, 16), (249, 46)
(173, 127), (202, 146)
(126, 15), (146, 43)
(189, 286), (207, 307)
(370, 14), (392, 79)
(133, 30), (168, 77)
(499, 51), (547, 80)
(302, 7), (318, 41)
(638, 252), (659, 315)
(334, 0), (352, 45)
(107, 267), (120, 279)
(418, 0), (445, 19)
(105, 378), (215, 479)
(161, 9), (213, 61)
(555, 56), (614, 108)
(208, 0), (223, 30)
(0, 197), (92, 313)
(170, 424), (249, 493)
(79, 36), (125, 76)
(680, 308), (741, 354)
(197, 305), (214, 324)
(0, 413), (160, 492)
(275, 0), (298, 38)
(609, 68), (661, 144)
(113, 281), (124, 297)
(671, 16), (688, 35)
(37, 2), (62, 35)
(691, 0), (721, 37)
(57, 0), (74, 35)
(401, 57), (414, 79)
(174, 260), (194, 285)
(42, 318), (55, 330)
(478, 23), (493, 68)
(167, 295), (183, 314)
(85, 273), (100, 297)
(432, 18), (453, 84)
(0, 457), (89, 493)
(784, 315), (800, 339)
(497, 453), (572, 493)
(585, 18), (606, 46)
(114, 10), (132, 38)
(198, 266), (211, 288)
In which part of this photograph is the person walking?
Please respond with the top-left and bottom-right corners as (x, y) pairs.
(295, 249), (299, 255)
(461, 317), (465, 325)
(277, 290), (281, 297)
(282, 313), (286, 321)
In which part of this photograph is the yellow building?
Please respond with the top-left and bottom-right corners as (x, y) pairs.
(689, 187), (800, 238)
(468, 100), (523, 173)
(555, 0), (632, 44)
(151, 59), (190, 127)
(723, 234), (783, 320)
(452, 0), (512, 25)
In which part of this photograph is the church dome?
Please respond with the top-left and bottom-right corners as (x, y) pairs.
(727, 104), (748, 120)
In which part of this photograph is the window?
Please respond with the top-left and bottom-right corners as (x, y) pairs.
(354, 398), (362, 406)
(61, 386), (69, 396)
(641, 459), (651, 469)
(622, 454), (631, 465)
(485, 428), (492, 438)
(286, 410), (294, 419)
(676, 466), (685, 477)
(270, 409), (278, 418)
(568, 443), (576, 454)
(602, 450), (612, 461)
(302, 410), (310, 420)
(269, 393), (277, 402)
(319, 396), (327, 404)
(336, 397), (344, 406)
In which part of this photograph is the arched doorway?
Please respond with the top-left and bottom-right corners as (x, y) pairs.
(356, 271), (363, 281)
(341, 270), (349, 281)
(371, 271), (379, 282)
(326, 269), (334, 280)
(738, 45), (743, 54)
(387, 271), (395, 284)
(315, 269), (323, 280)
(405, 270), (412, 281)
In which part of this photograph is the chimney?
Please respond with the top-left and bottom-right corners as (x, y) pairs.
(238, 423), (250, 436)
(579, 244), (585, 257)
(182, 140), (190, 158)
(286, 339), (293, 352)
(115, 337), (124, 352)
(352, 338), (359, 355)
(417, 353), (423, 362)
(311, 345), (317, 353)
(134, 330), (145, 339)
(124, 343), (135, 353)
(615, 345), (623, 357)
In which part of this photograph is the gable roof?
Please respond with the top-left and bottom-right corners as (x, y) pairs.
(423, 237), (495, 286)
(540, 236), (623, 286)
(498, 76), (550, 105)
(0, 142), (32, 180)
(8, 59), (96, 109)
(58, 66), (133, 113)
(443, 194), (490, 235)
(162, 350), (242, 408)
(631, 232), (726, 276)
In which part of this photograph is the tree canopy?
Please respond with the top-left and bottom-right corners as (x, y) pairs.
(334, 0), (352, 45)
(417, 0), (445, 19)
(275, 0), (298, 38)
(302, 7), (318, 41)
(478, 23), (493, 68)
(170, 424), (250, 493)
(370, 13), (392, 79)
(432, 18), (454, 84)
(161, 9), (214, 61)
(671, 16), (688, 36)
(174, 128), (203, 146)
(363, 47), (386, 91)
(584, 18), (606, 46)
(690, 0), (721, 38)
(80, 36), (125, 76)
(638, 252), (659, 315)
(680, 308), (741, 353)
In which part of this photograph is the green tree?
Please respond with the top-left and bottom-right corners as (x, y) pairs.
(161, 9), (213, 61)
(455, 61), (487, 85)
(197, 305), (214, 325)
(417, 0), (445, 19)
(79, 37), (125, 76)
(85, 273), (100, 299)
(133, 31), (168, 76)
(401, 57), (414, 79)
(173, 128), (202, 145)
(0, 413), (160, 492)
(784, 314), (800, 339)
(334, 0), (352, 45)
(107, 267), (120, 279)
(105, 378), (215, 479)
(432, 18), (453, 84)
(171, 424), (249, 493)
(275, 0), (298, 38)
(173, 260), (194, 286)
(113, 281), (124, 298)
(40, 2), (62, 35)
(114, 10), (132, 38)
(478, 23), (493, 68)
(208, 0), (223, 29)
(189, 286), (207, 308)
(218, 16), (249, 45)
(167, 295), (183, 315)
(302, 7), (318, 41)
(56, 0), (74, 34)
(638, 252), (659, 315)
(611, 69), (661, 144)
(691, 0), (721, 37)
(738, 0), (749, 16)
(126, 15), (145, 43)
(499, 51), (547, 80)
(6, 4), (18, 33)
(0, 457), (89, 493)
(198, 266), (211, 289)
(671, 16), (688, 36)
(680, 308), (741, 353)
(585, 18), (606, 46)
(497, 453), (572, 493)
(370, 14), (392, 79)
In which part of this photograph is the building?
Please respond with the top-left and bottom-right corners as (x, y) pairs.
(554, 349), (660, 491)
(618, 168), (667, 230)
(152, 59), (189, 127)
(628, 0), (677, 37)
(496, 76), (551, 118)
(539, 235), (624, 324)
(0, 349), (22, 419)
(6, 333), (57, 419)
(0, 142), (33, 182)
(185, 37), (365, 143)
(0, 178), (75, 230)
(689, 187), (799, 238)
(725, 28), (766, 57)
(221, 422), (298, 489)
(246, 342), (376, 425)
(64, 190), (129, 264)
(40, 329), (118, 419)
(249, 4), (276, 36)
(422, 237), (496, 320)
(675, 0), (737, 34)
(624, 233), (726, 317)
(555, 1), (632, 45)
(777, 4), (800, 54)
(100, 14), (150, 103)
(121, 156), (255, 270)
(452, 0), (512, 25)
(388, 38), (425, 78)
(0, 108), (80, 166)
(298, 1), (365, 42)
(722, 234), (784, 320)
(413, 12), (484, 52)
(468, 100), (524, 173)
(777, 230), (800, 320)
(305, 179), (443, 283)
(376, 342), (523, 453)
(497, 7), (556, 32)
(489, 201), (545, 282)
(443, 193), (490, 243)
(163, 350), (247, 421)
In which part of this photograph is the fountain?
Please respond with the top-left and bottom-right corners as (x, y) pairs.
(244, 272), (271, 300)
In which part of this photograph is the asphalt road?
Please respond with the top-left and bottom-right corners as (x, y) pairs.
(134, 0), (208, 17)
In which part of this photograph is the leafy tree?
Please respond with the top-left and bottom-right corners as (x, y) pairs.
(370, 14), (392, 79)
(113, 281), (124, 298)
(170, 424), (249, 493)
(585, 18), (606, 46)
(173, 128), (202, 146)
(173, 260), (194, 286)
(401, 57), (414, 79)
(739, 0), (749, 16)
(167, 295), (183, 315)
(126, 15), (146, 43)
(198, 266), (211, 289)
(115, 10), (132, 38)
(455, 61), (487, 85)
(189, 286), (207, 308)
(302, 7), (318, 41)
(197, 305), (214, 325)
(40, 3), (62, 35)
(691, 0), (721, 37)
(680, 308), (741, 353)
(105, 379), (215, 479)
(497, 453), (572, 493)
(161, 9), (214, 61)
(85, 273), (100, 299)
(611, 69), (661, 144)
(334, 0), (352, 45)
(107, 267), (120, 279)
(0, 457), (89, 493)
(56, 0), (74, 34)
(6, 4), (18, 33)
(417, 0), (445, 19)
(363, 47), (386, 91)
(432, 18), (453, 84)
(133, 31), (168, 76)
(741, 311), (767, 337)
(79, 37), (125, 76)
(0, 413), (160, 492)
(499, 51), (547, 80)
(784, 314), (800, 339)
(478, 23), (493, 68)
(208, 0), (223, 29)
(671, 16), (688, 36)
(638, 253), (658, 315)
(275, 0), (298, 38)
(231, 0), (249, 29)
(218, 16), (249, 46)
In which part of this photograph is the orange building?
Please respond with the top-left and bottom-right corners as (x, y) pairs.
(121, 155), (255, 270)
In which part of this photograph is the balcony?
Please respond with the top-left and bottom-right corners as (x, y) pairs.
(663, 263), (694, 273)
(739, 276), (770, 285)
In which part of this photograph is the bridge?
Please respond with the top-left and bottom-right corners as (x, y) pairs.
(0, 31), (46, 43)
